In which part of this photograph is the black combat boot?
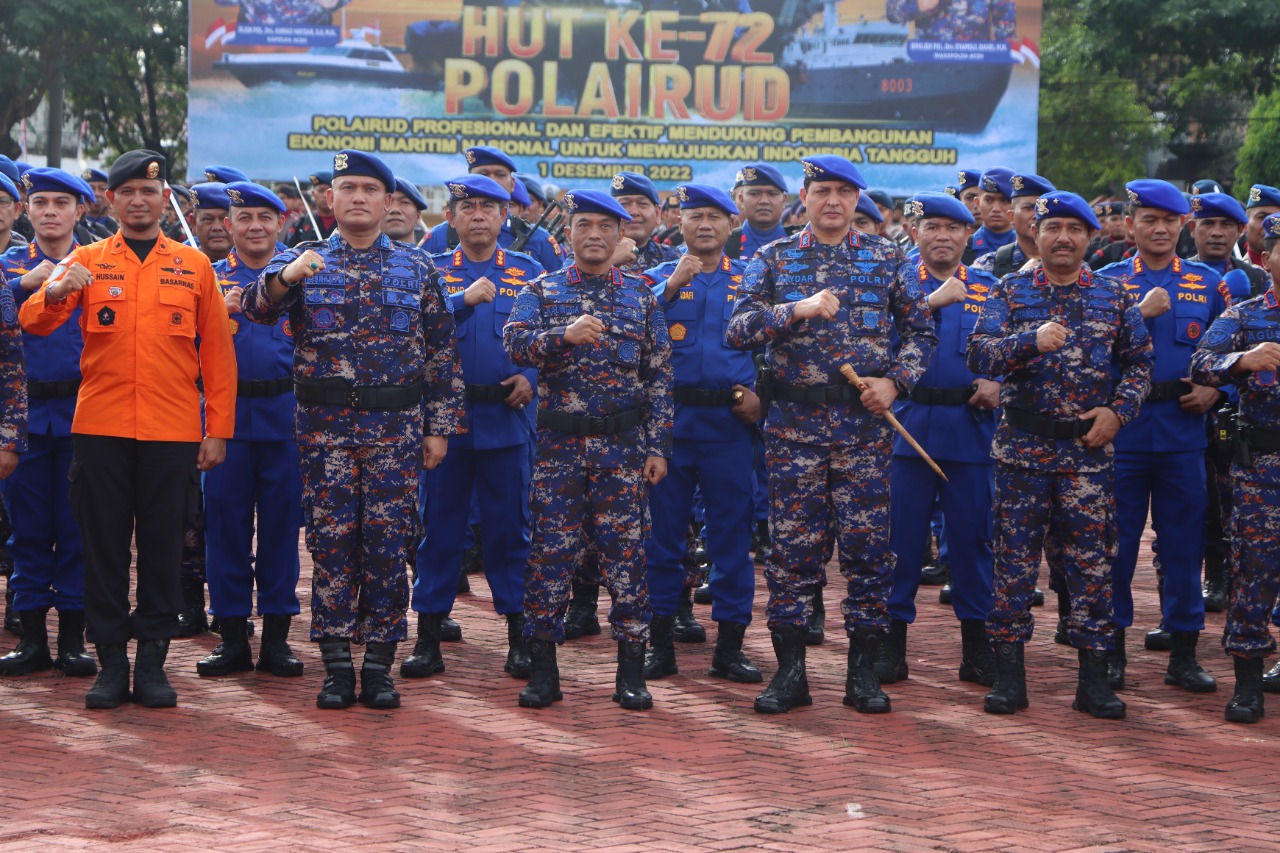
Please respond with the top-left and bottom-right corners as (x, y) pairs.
(401, 613), (445, 678)
(85, 644), (130, 709)
(176, 577), (208, 636)
(843, 627), (891, 713)
(920, 561), (949, 586)
(133, 638), (178, 708)
(1053, 589), (1071, 646)
(1144, 622), (1172, 651)
(806, 586), (825, 646)
(1106, 627), (1127, 690)
(754, 625), (812, 714)
(1165, 631), (1216, 692)
(958, 619), (997, 686)
(984, 642), (1028, 714)
(563, 582), (601, 640)
(672, 585), (706, 643)
(462, 526), (484, 574)
(196, 615), (254, 676)
(1073, 648), (1126, 719)
(1202, 549), (1227, 614)
(256, 614), (304, 676)
(316, 638), (356, 709)
(874, 619), (908, 684)
(518, 640), (562, 708)
(694, 583), (713, 604)
(708, 621), (761, 683)
(504, 613), (532, 679)
(1263, 659), (1280, 695)
(359, 642), (401, 709)
(612, 641), (653, 710)
(54, 610), (97, 676)
(439, 614), (462, 642)
(1225, 656), (1265, 724)
(0, 608), (55, 675)
(644, 615), (678, 679)
(3, 585), (19, 636)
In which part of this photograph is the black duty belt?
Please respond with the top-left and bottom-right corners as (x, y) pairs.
(911, 385), (975, 406)
(1146, 380), (1192, 403)
(237, 377), (294, 398)
(1005, 407), (1095, 440)
(1240, 419), (1280, 454)
(538, 408), (643, 435)
(771, 382), (860, 405)
(674, 387), (739, 407)
(293, 379), (423, 410)
(28, 379), (81, 399)
(466, 383), (515, 403)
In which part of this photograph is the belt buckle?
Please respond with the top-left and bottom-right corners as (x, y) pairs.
(348, 387), (362, 408)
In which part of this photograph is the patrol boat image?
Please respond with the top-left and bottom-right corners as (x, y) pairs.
(780, 0), (1013, 131)
(213, 33), (420, 88)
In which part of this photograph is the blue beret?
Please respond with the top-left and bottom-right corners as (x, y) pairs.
(1010, 173), (1055, 199)
(1247, 185), (1280, 209)
(516, 173), (547, 203)
(108, 149), (166, 189)
(203, 165), (250, 184)
(1192, 179), (1224, 195)
(957, 168), (982, 191)
(562, 188), (631, 221)
(444, 174), (510, 203)
(1263, 213), (1280, 240)
(191, 182), (231, 210)
(733, 163), (787, 192)
(393, 177), (428, 211)
(310, 170), (333, 186)
(21, 167), (93, 202)
(224, 181), (286, 213)
(332, 149), (394, 192)
(465, 145), (517, 173)
(1125, 179), (1189, 214)
(1190, 192), (1246, 224)
(906, 191), (974, 224)
(801, 155), (867, 189)
(1035, 191), (1101, 230)
(169, 184), (193, 204)
(610, 171), (659, 205)
(675, 184), (738, 216)
(509, 177), (531, 207)
(14, 162), (32, 175)
(943, 185), (961, 199)
(854, 193), (883, 224)
(979, 167), (1013, 198)
(81, 167), (109, 185)
(866, 189), (894, 210)
(0, 174), (19, 204)
(1094, 200), (1125, 217)
(0, 157), (18, 183)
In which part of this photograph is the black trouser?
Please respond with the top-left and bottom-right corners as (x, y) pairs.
(70, 435), (200, 644)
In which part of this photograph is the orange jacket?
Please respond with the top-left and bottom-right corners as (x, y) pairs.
(18, 232), (237, 441)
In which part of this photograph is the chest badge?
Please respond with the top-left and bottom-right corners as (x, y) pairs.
(108, 286), (123, 298)
(668, 322), (687, 341)
(97, 306), (115, 327)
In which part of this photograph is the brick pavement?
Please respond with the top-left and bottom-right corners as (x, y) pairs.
(2, 529), (1280, 852)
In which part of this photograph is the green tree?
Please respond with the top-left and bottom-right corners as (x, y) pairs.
(1235, 90), (1280, 190)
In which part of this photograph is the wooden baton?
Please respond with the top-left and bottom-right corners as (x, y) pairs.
(839, 364), (949, 482)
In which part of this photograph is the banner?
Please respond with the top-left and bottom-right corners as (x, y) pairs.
(189, 0), (1042, 195)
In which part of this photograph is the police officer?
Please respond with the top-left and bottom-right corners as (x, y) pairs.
(203, 165), (251, 185)
(972, 173), (1055, 278)
(727, 155), (936, 715)
(727, 163), (791, 262)
(190, 182), (233, 263)
(954, 169), (984, 224)
(20, 149), (238, 710)
(284, 170), (337, 247)
(967, 191), (1153, 718)
(516, 174), (549, 222)
(886, 0), (1016, 40)
(0, 173), (25, 256)
(963, 168), (1017, 264)
(382, 177), (428, 244)
(0, 168), (90, 677)
(420, 146), (564, 273)
(242, 150), (464, 711)
(199, 181), (305, 679)
(879, 192), (999, 687)
(401, 175), (543, 681)
(640, 184), (760, 685)
(1096, 180), (1223, 694)
(1239, 185), (1280, 274)
(852, 194), (884, 236)
(79, 168), (118, 240)
(1189, 212), (1280, 723)
(503, 189), (673, 711)
(1089, 201), (1135, 270)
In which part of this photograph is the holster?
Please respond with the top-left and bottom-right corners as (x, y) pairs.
(754, 353), (773, 421)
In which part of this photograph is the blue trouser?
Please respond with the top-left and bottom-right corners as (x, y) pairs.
(203, 438), (303, 617)
(412, 443), (530, 616)
(8, 433), (83, 611)
(646, 437), (755, 624)
(1111, 450), (1206, 632)
(888, 456), (994, 623)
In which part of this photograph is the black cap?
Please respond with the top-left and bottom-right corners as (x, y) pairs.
(108, 149), (167, 189)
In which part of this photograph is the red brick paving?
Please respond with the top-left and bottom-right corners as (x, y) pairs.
(3, 529), (1280, 852)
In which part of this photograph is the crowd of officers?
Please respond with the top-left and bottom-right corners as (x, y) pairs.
(0, 143), (1278, 728)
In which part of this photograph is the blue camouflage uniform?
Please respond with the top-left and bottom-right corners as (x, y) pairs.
(503, 260), (673, 644)
(642, 252), (756, 625)
(413, 246), (543, 618)
(241, 231), (464, 644)
(888, 260), (998, 625)
(886, 0), (1017, 40)
(726, 226), (936, 632)
(2, 239), (79, 612)
(205, 247), (303, 618)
